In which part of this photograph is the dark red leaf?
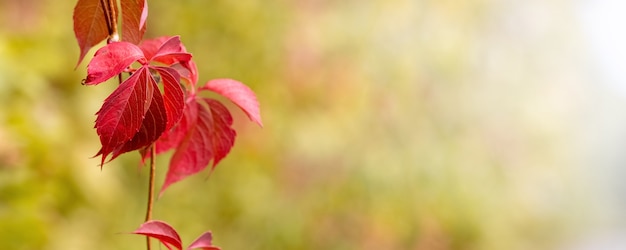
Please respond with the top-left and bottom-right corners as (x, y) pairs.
(120, 0), (148, 44)
(133, 220), (182, 250)
(200, 79), (263, 127)
(110, 72), (166, 158)
(95, 67), (153, 166)
(154, 67), (185, 130)
(84, 42), (145, 85)
(73, 0), (117, 66)
(160, 98), (236, 194)
(187, 231), (221, 250)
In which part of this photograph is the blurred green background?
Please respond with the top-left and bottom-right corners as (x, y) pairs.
(1, 0), (625, 249)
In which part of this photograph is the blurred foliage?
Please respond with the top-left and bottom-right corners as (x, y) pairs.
(0, 0), (595, 249)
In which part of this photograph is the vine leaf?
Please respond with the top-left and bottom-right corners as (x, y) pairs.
(153, 79), (261, 194)
(120, 0), (148, 44)
(133, 220), (183, 250)
(73, 0), (118, 67)
(157, 98), (234, 194)
(200, 79), (264, 127)
(86, 40), (187, 166)
(84, 42), (145, 85)
(188, 231), (221, 250)
(94, 67), (154, 166)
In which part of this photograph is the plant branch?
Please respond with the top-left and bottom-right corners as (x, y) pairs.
(145, 146), (156, 250)
(101, 0), (118, 42)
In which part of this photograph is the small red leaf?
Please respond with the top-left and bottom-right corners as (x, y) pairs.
(120, 0), (148, 44)
(73, 0), (117, 66)
(200, 79), (263, 127)
(187, 231), (221, 250)
(133, 220), (183, 250)
(95, 67), (153, 166)
(160, 98), (236, 194)
(139, 36), (171, 60)
(151, 36), (192, 65)
(84, 42), (145, 85)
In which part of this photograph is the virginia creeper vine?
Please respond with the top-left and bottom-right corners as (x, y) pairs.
(73, 1), (262, 249)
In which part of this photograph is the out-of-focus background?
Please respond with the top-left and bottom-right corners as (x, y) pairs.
(1, 0), (626, 249)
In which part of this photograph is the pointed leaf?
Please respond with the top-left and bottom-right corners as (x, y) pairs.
(170, 59), (199, 89)
(95, 67), (152, 166)
(110, 73), (166, 158)
(133, 220), (183, 250)
(139, 36), (172, 60)
(160, 98), (236, 194)
(151, 36), (192, 65)
(73, 0), (117, 66)
(84, 42), (145, 85)
(154, 67), (185, 130)
(188, 231), (221, 250)
(120, 0), (148, 44)
(200, 79), (263, 127)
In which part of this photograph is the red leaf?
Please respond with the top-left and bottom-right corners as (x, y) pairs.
(139, 36), (191, 63)
(160, 98), (236, 194)
(200, 79), (263, 127)
(171, 59), (199, 88)
(154, 67), (185, 131)
(95, 67), (153, 166)
(155, 99), (197, 155)
(133, 220), (183, 250)
(120, 0), (148, 44)
(73, 0), (118, 66)
(187, 231), (221, 250)
(139, 36), (171, 60)
(151, 36), (192, 65)
(84, 42), (145, 85)
(110, 71), (166, 158)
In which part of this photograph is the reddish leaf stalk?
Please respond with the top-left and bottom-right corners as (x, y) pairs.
(145, 145), (156, 250)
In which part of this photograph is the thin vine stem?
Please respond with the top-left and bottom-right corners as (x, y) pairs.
(145, 146), (156, 250)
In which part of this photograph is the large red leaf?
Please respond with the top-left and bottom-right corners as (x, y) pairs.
(95, 67), (153, 166)
(73, 0), (118, 66)
(120, 0), (148, 44)
(133, 220), (183, 250)
(200, 79), (263, 127)
(151, 36), (192, 65)
(159, 98), (236, 194)
(84, 42), (145, 85)
(188, 231), (221, 250)
(110, 72), (166, 159)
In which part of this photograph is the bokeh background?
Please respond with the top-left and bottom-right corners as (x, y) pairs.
(1, 0), (626, 249)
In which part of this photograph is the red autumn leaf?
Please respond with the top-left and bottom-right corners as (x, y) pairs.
(73, 0), (118, 66)
(171, 59), (199, 89)
(133, 220), (183, 250)
(200, 79), (263, 127)
(84, 42), (145, 85)
(95, 67), (153, 166)
(152, 36), (193, 65)
(109, 71), (166, 159)
(139, 36), (191, 63)
(154, 67), (185, 131)
(159, 98), (236, 194)
(188, 231), (221, 250)
(139, 36), (172, 59)
(120, 0), (148, 44)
